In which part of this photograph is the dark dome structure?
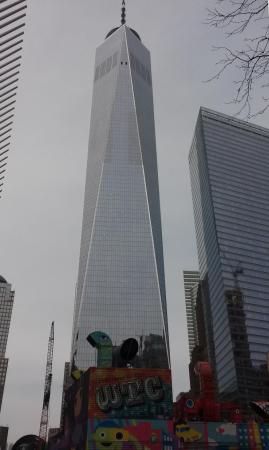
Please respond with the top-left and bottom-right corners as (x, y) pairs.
(105, 26), (141, 41)
(0, 275), (7, 283)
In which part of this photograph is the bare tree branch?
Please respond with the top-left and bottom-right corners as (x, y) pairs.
(207, 0), (269, 117)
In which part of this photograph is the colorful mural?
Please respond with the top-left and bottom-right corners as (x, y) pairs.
(208, 422), (237, 446)
(50, 366), (269, 450)
(176, 421), (269, 449)
(175, 422), (205, 444)
(223, 421), (269, 448)
(89, 368), (173, 420)
(49, 415), (269, 450)
(87, 419), (174, 450)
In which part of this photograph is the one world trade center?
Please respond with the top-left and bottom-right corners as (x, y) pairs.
(70, 10), (170, 370)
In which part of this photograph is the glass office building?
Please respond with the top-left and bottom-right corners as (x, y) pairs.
(70, 25), (169, 370)
(0, 0), (27, 197)
(0, 276), (14, 412)
(189, 108), (269, 403)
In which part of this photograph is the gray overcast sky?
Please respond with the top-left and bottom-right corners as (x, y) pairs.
(0, 0), (268, 443)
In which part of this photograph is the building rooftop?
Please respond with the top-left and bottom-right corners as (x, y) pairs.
(0, 276), (7, 284)
(200, 107), (269, 139)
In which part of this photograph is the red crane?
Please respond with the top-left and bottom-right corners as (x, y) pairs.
(39, 322), (55, 442)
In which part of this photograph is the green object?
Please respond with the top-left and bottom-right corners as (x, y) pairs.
(87, 331), (113, 368)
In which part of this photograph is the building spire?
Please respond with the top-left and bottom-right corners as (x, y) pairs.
(121, 0), (126, 25)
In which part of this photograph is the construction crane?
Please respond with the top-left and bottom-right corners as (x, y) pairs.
(39, 321), (55, 442)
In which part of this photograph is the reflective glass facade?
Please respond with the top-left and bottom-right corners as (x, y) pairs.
(189, 108), (269, 402)
(71, 26), (169, 370)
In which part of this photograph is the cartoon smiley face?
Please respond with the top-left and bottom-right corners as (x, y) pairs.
(94, 426), (128, 450)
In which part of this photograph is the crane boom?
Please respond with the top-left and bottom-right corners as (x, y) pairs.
(39, 321), (54, 442)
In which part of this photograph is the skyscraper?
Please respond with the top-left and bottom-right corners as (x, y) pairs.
(70, 18), (169, 370)
(0, 0), (27, 197)
(0, 276), (14, 412)
(183, 270), (200, 357)
(189, 107), (269, 404)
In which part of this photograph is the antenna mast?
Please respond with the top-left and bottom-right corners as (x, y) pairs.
(39, 322), (55, 442)
(121, 0), (126, 25)
(232, 261), (244, 291)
